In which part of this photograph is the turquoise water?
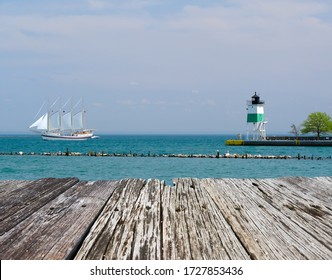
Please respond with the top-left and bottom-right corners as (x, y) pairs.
(0, 134), (331, 184)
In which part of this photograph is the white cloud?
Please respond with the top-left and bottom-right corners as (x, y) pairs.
(202, 99), (217, 107)
(0, 14), (150, 52)
(1, 0), (332, 133)
(130, 81), (140, 86)
(116, 99), (135, 106)
(88, 0), (108, 10)
(2, 1), (331, 56)
(92, 102), (105, 108)
(87, 0), (158, 11)
(140, 98), (150, 105)
(116, 98), (166, 107)
(166, 1), (331, 37)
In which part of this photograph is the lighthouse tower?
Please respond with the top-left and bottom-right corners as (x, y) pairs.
(246, 92), (267, 140)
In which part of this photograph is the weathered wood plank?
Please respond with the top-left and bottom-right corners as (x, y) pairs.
(162, 178), (250, 260)
(75, 179), (163, 260)
(1, 176), (331, 260)
(202, 178), (332, 259)
(0, 180), (117, 259)
(277, 176), (332, 205)
(0, 177), (79, 235)
(255, 177), (332, 249)
(0, 180), (31, 198)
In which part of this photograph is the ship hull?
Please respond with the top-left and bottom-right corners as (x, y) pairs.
(42, 132), (94, 141)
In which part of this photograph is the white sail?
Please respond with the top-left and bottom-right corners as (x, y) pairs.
(29, 113), (48, 132)
(72, 111), (84, 130)
(30, 98), (95, 140)
(49, 111), (60, 131)
(61, 112), (72, 131)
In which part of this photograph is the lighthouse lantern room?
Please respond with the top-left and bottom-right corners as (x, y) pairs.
(246, 92), (267, 140)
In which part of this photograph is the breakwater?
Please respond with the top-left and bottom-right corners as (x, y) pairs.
(0, 150), (331, 160)
(226, 138), (332, 146)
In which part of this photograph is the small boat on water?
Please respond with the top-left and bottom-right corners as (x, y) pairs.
(29, 98), (96, 141)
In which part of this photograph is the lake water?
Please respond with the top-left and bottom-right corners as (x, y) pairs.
(0, 134), (331, 185)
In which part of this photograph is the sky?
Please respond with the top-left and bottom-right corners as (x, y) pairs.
(1, 0), (332, 134)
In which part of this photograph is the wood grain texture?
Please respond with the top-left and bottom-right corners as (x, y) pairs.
(0, 178), (79, 236)
(0, 177), (331, 260)
(0, 180), (117, 259)
(75, 179), (163, 260)
(202, 177), (332, 259)
(161, 178), (250, 260)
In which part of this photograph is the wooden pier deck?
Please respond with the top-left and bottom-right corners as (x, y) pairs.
(0, 176), (331, 260)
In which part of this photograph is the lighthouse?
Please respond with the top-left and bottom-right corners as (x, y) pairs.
(246, 92), (267, 140)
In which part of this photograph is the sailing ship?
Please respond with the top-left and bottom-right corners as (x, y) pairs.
(29, 98), (96, 140)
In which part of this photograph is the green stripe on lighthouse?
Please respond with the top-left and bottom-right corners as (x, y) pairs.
(247, 114), (264, 122)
